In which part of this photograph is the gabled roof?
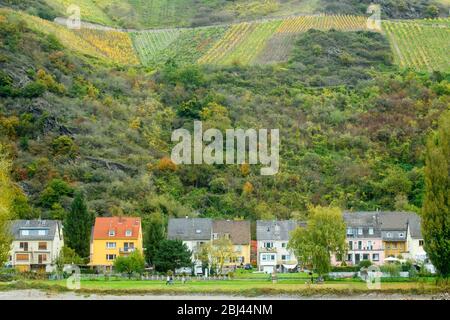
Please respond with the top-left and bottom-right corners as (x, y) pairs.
(378, 212), (411, 231)
(168, 218), (212, 241)
(256, 220), (304, 241)
(212, 220), (250, 245)
(407, 214), (423, 239)
(11, 220), (62, 241)
(92, 217), (141, 240)
(343, 211), (381, 238)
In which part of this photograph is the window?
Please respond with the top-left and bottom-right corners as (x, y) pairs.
(108, 230), (115, 237)
(38, 230), (46, 236)
(106, 242), (116, 249)
(358, 241), (362, 250)
(21, 230), (29, 236)
(195, 229), (202, 234)
(347, 254), (353, 262)
(106, 254), (116, 261)
(264, 242), (273, 248)
(367, 241), (372, 250)
(281, 242), (286, 248)
(348, 241), (353, 250)
(235, 245), (242, 252)
(19, 242), (28, 251)
(399, 233), (404, 238)
(281, 255), (290, 261)
(224, 233), (230, 239)
(213, 233), (218, 240)
(363, 254), (369, 260)
(393, 243), (397, 249)
(368, 228), (374, 235)
(372, 254), (379, 261)
(270, 254), (275, 261)
(347, 228), (353, 235)
(38, 242), (47, 250)
(419, 240), (424, 246)
(125, 230), (132, 237)
(386, 232), (392, 238)
(358, 228), (363, 235)
(16, 254), (29, 261)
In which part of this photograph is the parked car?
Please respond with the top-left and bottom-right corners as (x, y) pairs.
(244, 264), (253, 270)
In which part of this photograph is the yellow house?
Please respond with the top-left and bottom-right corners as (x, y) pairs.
(89, 217), (143, 270)
(212, 220), (251, 268)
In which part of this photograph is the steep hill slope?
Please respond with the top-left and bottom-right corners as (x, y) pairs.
(1, 10), (449, 223)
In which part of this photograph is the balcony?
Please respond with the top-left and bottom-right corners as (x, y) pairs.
(119, 247), (135, 254)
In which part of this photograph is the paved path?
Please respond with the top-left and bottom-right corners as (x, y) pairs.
(0, 289), (440, 300)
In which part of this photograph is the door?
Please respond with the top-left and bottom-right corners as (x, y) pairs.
(38, 254), (46, 264)
(355, 254), (361, 264)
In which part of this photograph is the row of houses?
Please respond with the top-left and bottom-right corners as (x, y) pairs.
(167, 212), (427, 274)
(5, 211), (427, 273)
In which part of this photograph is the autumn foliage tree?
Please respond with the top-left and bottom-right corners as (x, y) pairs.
(0, 144), (15, 265)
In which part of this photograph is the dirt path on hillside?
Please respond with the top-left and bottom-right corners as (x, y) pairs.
(0, 289), (444, 300)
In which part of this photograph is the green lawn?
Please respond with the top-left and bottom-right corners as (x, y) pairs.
(1, 277), (446, 296)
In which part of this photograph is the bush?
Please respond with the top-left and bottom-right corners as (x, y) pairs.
(381, 264), (401, 277)
(0, 269), (18, 282)
(358, 260), (372, 269)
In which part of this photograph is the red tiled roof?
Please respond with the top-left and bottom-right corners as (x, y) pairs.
(92, 217), (141, 240)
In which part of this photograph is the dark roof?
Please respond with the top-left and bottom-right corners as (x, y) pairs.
(212, 220), (250, 245)
(343, 212), (381, 238)
(168, 218), (212, 241)
(378, 212), (411, 231)
(407, 214), (423, 239)
(344, 211), (422, 240)
(256, 220), (304, 241)
(11, 220), (62, 241)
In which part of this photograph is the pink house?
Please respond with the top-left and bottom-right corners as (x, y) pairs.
(332, 212), (385, 266)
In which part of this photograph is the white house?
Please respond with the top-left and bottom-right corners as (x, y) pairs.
(8, 220), (64, 272)
(256, 220), (304, 273)
(167, 218), (212, 275)
(406, 214), (427, 263)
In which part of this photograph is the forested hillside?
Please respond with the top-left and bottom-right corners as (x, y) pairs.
(1, 9), (448, 225)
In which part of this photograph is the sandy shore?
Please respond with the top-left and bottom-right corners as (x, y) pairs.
(0, 289), (443, 300)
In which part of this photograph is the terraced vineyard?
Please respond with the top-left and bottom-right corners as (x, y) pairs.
(276, 15), (368, 33)
(383, 21), (450, 72)
(132, 26), (228, 66)
(131, 29), (183, 65)
(76, 29), (139, 65)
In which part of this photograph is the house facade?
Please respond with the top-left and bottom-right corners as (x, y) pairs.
(89, 217), (143, 270)
(334, 212), (385, 266)
(9, 220), (64, 272)
(379, 212), (409, 259)
(256, 220), (303, 273)
(167, 218), (212, 274)
(212, 220), (251, 269)
(406, 214), (427, 262)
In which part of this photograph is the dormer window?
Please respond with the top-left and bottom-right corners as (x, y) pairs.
(125, 230), (132, 237)
(386, 232), (392, 238)
(357, 228), (363, 235)
(108, 230), (115, 237)
(347, 228), (353, 235)
(368, 228), (374, 235)
(399, 232), (404, 238)
(195, 229), (201, 234)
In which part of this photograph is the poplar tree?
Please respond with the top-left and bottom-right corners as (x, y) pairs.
(422, 111), (450, 277)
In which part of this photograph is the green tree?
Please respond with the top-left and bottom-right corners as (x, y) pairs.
(422, 111), (450, 277)
(40, 178), (74, 208)
(144, 212), (165, 266)
(64, 191), (93, 259)
(205, 237), (237, 275)
(55, 246), (84, 271)
(113, 250), (145, 278)
(288, 206), (347, 276)
(153, 239), (192, 273)
(0, 144), (15, 265)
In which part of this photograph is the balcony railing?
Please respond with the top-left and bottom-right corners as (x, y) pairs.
(119, 247), (135, 253)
